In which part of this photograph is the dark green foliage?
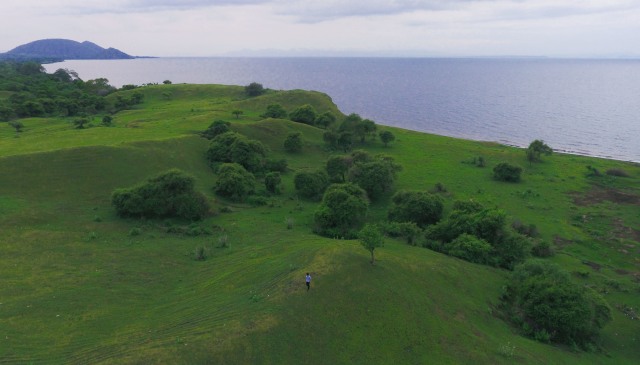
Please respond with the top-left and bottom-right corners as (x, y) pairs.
(585, 165), (602, 177)
(202, 120), (230, 140)
(245, 82), (265, 97)
(322, 130), (339, 150)
(339, 113), (363, 132)
(388, 190), (444, 228)
(163, 80), (172, 84)
(379, 130), (395, 147)
(264, 158), (288, 173)
(526, 140), (553, 164)
(380, 221), (421, 245)
(213, 163), (255, 201)
(283, 132), (303, 153)
(315, 111), (336, 129)
(294, 170), (329, 200)
(101, 115), (113, 126)
(512, 219), (539, 238)
(73, 118), (90, 129)
(425, 201), (530, 269)
(264, 172), (282, 194)
(9, 120), (24, 132)
(261, 104), (287, 119)
(232, 110), (243, 119)
(289, 104), (317, 125)
(447, 234), (492, 264)
(359, 224), (384, 264)
(606, 168), (630, 177)
(206, 131), (267, 172)
(531, 241), (554, 257)
(502, 260), (612, 348)
(314, 183), (369, 238)
(348, 154), (401, 200)
(325, 155), (352, 182)
(337, 132), (354, 152)
(493, 162), (522, 182)
(111, 169), (210, 220)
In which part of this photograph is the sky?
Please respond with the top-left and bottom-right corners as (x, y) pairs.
(1, 0), (639, 57)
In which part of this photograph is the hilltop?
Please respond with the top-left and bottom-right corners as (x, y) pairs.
(0, 70), (638, 364)
(0, 39), (134, 61)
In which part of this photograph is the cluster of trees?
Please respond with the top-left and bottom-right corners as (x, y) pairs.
(322, 113), (394, 151)
(111, 169), (210, 220)
(0, 61), (117, 121)
(501, 260), (611, 348)
(491, 140), (553, 183)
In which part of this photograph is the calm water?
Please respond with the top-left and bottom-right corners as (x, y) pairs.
(45, 58), (640, 162)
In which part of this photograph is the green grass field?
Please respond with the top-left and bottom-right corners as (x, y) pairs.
(0, 84), (638, 364)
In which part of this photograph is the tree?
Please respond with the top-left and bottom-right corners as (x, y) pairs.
(502, 260), (612, 347)
(261, 104), (288, 119)
(289, 104), (317, 125)
(73, 118), (90, 129)
(348, 155), (402, 200)
(9, 121), (24, 133)
(111, 169), (209, 220)
(294, 170), (329, 200)
(202, 120), (230, 140)
(323, 130), (339, 150)
(214, 163), (255, 201)
(359, 224), (384, 264)
(232, 110), (243, 119)
(283, 132), (303, 153)
(337, 132), (353, 152)
(264, 172), (282, 194)
(379, 130), (395, 147)
(526, 139), (553, 164)
(315, 111), (336, 129)
(314, 183), (369, 238)
(206, 132), (266, 172)
(388, 190), (444, 228)
(354, 119), (377, 143)
(326, 155), (352, 182)
(101, 115), (113, 126)
(163, 80), (172, 84)
(245, 82), (265, 97)
(493, 162), (522, 182)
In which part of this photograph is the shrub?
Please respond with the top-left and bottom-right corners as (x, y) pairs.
(315, 111), (336, 129)
(112, 169), (209, 220)
(101, 115), (113, 126)
(606, 168), (630, 177)
(194, 246), (208, 261)
(202, 120), (230, 140)
(531, 240), (554, 257)
(348, 154), (402, 200)
(586, 165), (602, 177)
(502, 260), (612, 348)
(285, 217), (294, 230)
(283, 132), (303, 153)
(314, 183), (369, 238)
(326, 155), (352, 182)
(294, 170), (329, 200)
(379, 130), (395, 147)
(289, 104), (317, 125)
(261, 104), (287, 119)
(264, 158), (288, 173)
(264, 172), (282, 194)
(206, 132), (266, 172)
(213, 163), (255, 201)
(446, 233), (492, 264)
(493, 162), (522, 182)
(388, 190), (444, 228)
(526, 140), (553, 164)
(245, 82), (264, 97)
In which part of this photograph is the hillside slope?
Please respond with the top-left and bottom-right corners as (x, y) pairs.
(0, 39), (134, 60)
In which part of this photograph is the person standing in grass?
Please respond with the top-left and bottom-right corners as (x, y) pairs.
(305, 273), (311, 291)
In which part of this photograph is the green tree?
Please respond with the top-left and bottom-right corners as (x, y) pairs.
(314, 183), (369, 238)
(323, 130), (339, 150)
(526, 139), (553, 164)
(214, 163), (255, 201)
(493, 162), (522, 182)
(202, 120), (230, 140)
(264, 172), (282, 194)
(245, 82), (265, 97)
(101, 115), (113, 126)
(232, 110), (243, 119)
(315, 111), (336, 129)
(289, 104), (317, 125)
(284, 132), (303, 153)
(354, 119), (377, 143)
(337, 132), (353, 152)
(73, 118), (90, 129)
(8, 120), (24, 133)
(326, 155), (352, 182)
(261, 104), (288, 119)
(358, 224), (384, 264)
(388, 190), (444, 228)
(348, 155), (402, 200)
(294, 170), (329, 200)
(379, 130), (395, 147)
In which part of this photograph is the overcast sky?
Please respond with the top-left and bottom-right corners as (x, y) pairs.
(1, 0), (639, 57)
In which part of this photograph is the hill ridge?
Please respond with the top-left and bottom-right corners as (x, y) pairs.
(0, 38), (135, 60)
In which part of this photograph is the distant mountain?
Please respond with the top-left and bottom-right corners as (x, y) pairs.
(0, 39), (135, 61)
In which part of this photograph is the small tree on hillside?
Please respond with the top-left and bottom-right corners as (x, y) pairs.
(232, 110), (243, 119)
(526, 139), (553, 164)
(493, 162), (522, 182)
(315, 111), (336, 129)
(294, 170), (329, 200)
(73, 118), (90, 129)
(348, 155), (402, 200)
(9, 121), (24, 133)
(261, 104), (288, 119)
(379, 130), (395, 147)
(284, 132), (303, 153)
(326, 155), (352, 182)
(101, 115), (113, 126)
(388, 190), (444, 228)
(289, 104), (317, 125)
(245, 82), (265, 97)
(214, 163), (255, 201)
(314, 183), (369, 238)
(202, 120), (230, 140)
(358, 224), (384, 265)
(264, 172), (282, 194)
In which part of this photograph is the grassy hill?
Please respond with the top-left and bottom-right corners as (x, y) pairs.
(0, 84), (638, 364)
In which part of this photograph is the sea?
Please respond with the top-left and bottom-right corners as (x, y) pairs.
(44, 58), (640, 162)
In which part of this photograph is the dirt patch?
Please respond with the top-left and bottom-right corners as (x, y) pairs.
(615, 269), (630, 275)
(572, 187), (640, 206)
(612, 218), (640, 243)
(553, 235), (574, 248)
(582, 261), (602, 271)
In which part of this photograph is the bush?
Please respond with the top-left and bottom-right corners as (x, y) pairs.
(202, 120), (230, 140)
(493, 162), (522, 182)
(294, 170), (329, 200)
(245, 82), (264, 96)
(606, 168), (630, 177)
(502, 260), (612, 348)
(206, 132), (266, 172)
(289, 104), (317, 125)
(531, 240), (554, 257)
(264, 172), (282, 194)
(213, 163), (256, 201)
(284, 132), (303, 153)
(447, 233), (492, 264)
(111, 169), (210, 220)
(314, 183), (369, 239)
(526, 140), (553, 163)
(261, 104), (287, 119)
(315, 111), (336, 129)
(348, 154), (402, 200)
(379, 130), (395, 147)
(264, 158), (288, 173)
(388, 190), (444, 228)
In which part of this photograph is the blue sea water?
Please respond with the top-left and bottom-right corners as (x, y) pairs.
(45, 58), (640, 162)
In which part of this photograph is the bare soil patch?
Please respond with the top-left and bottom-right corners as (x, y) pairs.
(572, 187), (640, 206)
